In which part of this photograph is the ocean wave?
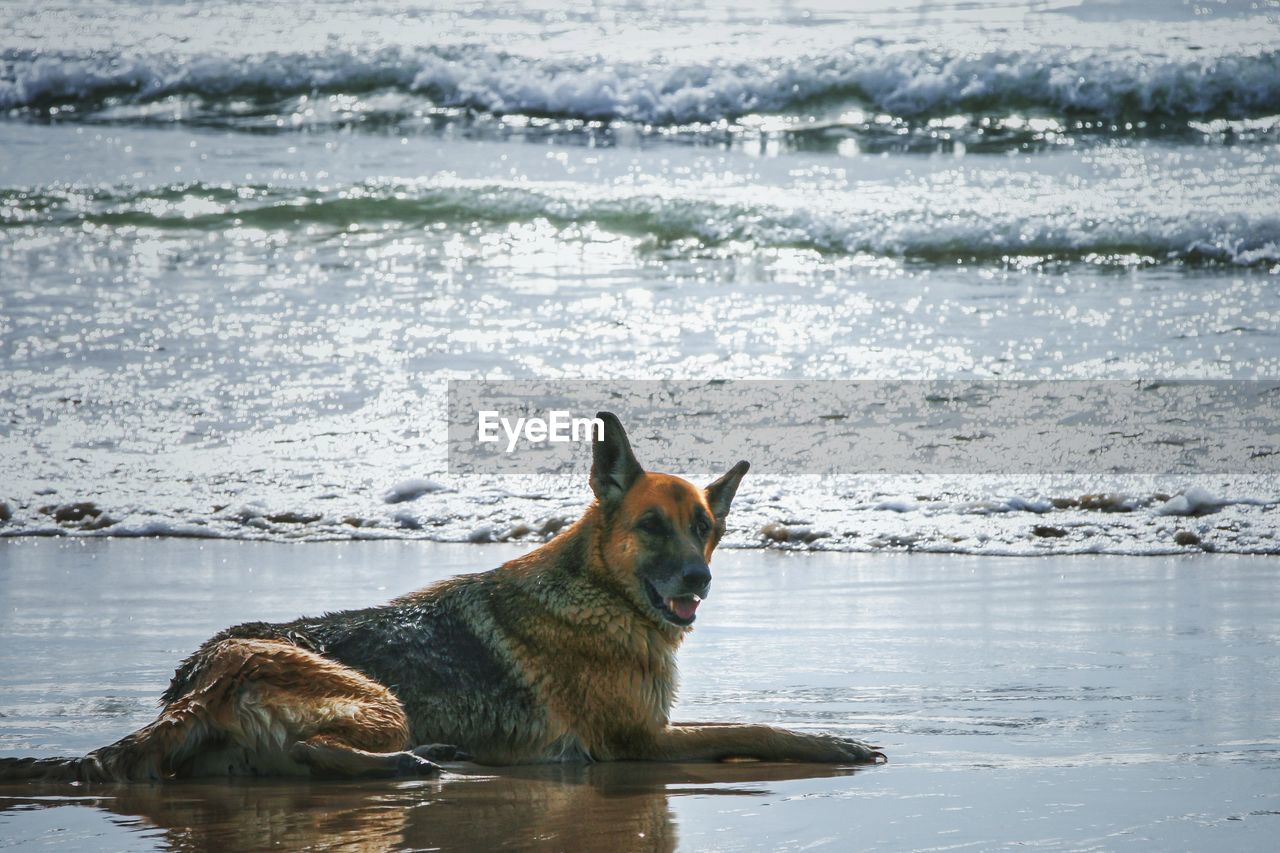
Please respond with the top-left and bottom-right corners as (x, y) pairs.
(4, 180), (1277, 267)
(3, 42), (1280, 126)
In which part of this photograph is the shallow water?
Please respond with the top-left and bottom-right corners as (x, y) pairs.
(1, 538), (1278, 850)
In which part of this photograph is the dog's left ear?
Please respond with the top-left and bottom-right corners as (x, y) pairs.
(706, 460), (750, 521)
(591, 411), (644, 506)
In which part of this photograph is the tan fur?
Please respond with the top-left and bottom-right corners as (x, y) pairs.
(77, 640), (416, 781)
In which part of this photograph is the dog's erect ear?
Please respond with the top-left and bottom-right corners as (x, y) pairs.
(706, 460), (750, 522)
(590, 412), (644, 505)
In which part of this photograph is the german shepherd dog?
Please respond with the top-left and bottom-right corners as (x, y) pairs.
(0, 413), (883, 782)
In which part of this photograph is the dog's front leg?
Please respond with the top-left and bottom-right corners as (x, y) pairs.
(646, 723), (885, 764)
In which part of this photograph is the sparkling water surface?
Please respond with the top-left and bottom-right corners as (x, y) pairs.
(1, 539), (1278, 850)
(2, 4), (1278, 849)
(2, 2), (1278, 549)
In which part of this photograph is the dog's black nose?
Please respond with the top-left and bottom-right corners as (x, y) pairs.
(681, 560), (712, 595)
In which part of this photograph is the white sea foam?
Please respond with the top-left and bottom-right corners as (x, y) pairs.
(4, 43), (1279, 123)
(3, 476), (1275, 556)
(1156, 486), (1229, 516)
(1001, 496), (1054, 514)
(873, 499), (918, 513)
(382, 478), (448, 504)
(5, 178), (1276, 267)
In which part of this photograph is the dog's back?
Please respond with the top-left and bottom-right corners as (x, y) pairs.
(165, 571), (553, 763)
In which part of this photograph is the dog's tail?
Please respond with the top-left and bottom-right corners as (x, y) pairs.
(0, 729), (176, 784)
(0, 755), (97, 783)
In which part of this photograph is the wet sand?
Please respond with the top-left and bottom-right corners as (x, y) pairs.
(1, 539), (1278, 850)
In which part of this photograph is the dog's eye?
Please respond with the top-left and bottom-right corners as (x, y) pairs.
(693, 517), (711, 538)
(637, 515), (668, 536)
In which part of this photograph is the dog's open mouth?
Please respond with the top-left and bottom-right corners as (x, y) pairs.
(645, 580), (701, 626)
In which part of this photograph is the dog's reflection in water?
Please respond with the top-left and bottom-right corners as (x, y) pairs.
(0, 762), (865, 851)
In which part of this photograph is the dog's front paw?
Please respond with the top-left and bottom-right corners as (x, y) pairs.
(395, 752), (443, 777)
(802, 733), (886, 765)
(412, 743), (471, 762)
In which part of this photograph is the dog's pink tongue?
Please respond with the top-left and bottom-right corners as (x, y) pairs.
(666, 596), (700, 621)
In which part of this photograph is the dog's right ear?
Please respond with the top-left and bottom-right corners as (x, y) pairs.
(590, 411), (644, 506)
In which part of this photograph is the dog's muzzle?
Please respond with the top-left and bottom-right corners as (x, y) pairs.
(645, 560), (711, 627)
